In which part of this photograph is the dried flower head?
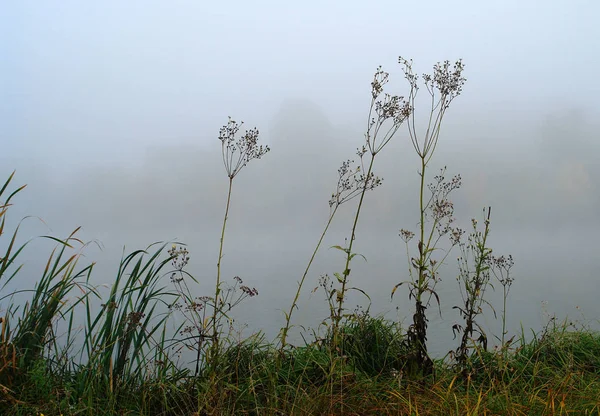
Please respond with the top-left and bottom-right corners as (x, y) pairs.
(489, 254), (515, 286)
(219, 117), (270, 179)
(186, 301), (204, 313)
(399, 57), (466, 161)
(399, 229), (415, 243)
(450, 227), (464, 245)
(428, 59), (466, 103)
(365, 66), (412, 156)
(371, 66), (389, 99)
(168, 244), (189, 271)
(240, 285), (259, 297)
(329, 159), (382, 207)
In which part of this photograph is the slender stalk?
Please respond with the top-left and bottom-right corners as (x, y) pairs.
(411, 154), (433, 372)
(194, 331), (205, 377)
(491, 253), (514, 355)
(417, 156), (426, 297)
(502, 285), (508, 348)
(279, 204), (338, 352)
(333, 155), (376, 341)
(457, 209), (492, 368)
(211, 176), (234, 369)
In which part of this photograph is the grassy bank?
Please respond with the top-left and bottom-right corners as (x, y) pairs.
(2, 312), (599, 415)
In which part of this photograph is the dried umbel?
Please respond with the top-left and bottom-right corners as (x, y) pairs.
(489, 254), (515, 287)
(366, 66), (412, 156)
(329, 159), (383, 208)
(399, 57), (466, 106)
(426, 59), (466, 102)
(168, 244), (189, 271)
(219, 276), (260, 312)
(399, 56), (466, 162)
(399, 229), (415, 243)
(219, 117), (270, 179)
(234, 274), (259, 297)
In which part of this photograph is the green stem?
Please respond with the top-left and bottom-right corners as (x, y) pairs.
(411, 154), (432, 372)
(333, 155), (376, 342)
(417, 156), (426, 300)
(211, 176), (233, 370)
(280, 205), (338, 352)
(502, 284), (507, 349)
(459, 213), (491, 364)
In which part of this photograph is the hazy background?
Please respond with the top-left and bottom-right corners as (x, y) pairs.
(1, 1), (599, 357)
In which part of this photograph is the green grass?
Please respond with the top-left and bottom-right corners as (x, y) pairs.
(2, 313), (600, 415)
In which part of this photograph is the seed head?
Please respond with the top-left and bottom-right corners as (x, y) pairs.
(399, 229), (415, 243)
(329, 159), (382, 208)
(219, 117), (270, 179)
(168, 245), (189, 271)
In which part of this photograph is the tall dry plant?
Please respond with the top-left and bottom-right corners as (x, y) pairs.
(278, 158), (379, 353)
(330, 66), (411, 346)
(453, 207), (495, 373)
(392, 57), (466, 375)
(490, 253), (515, 351)
(210, 117), (269, 370)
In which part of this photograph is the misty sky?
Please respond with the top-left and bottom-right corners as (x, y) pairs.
(2, 1), (600, 354)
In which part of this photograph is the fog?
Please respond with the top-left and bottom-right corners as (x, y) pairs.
(2, 1), (599, 356)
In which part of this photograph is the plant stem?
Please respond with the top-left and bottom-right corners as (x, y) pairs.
(211, 176), (233, 370)
(412, 154), (432, 374)
(279, 205), (338, 352)
(418, 156), (426, 299)
(333, 154), (375, 343)
(458, 210), (491, 368)
(502, 284), (508, 349)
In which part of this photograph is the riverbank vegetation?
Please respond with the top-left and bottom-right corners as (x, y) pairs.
(1, 56), (598, 415)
